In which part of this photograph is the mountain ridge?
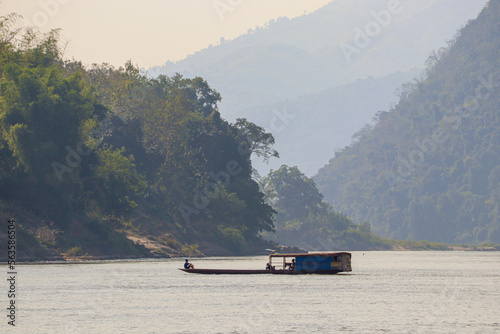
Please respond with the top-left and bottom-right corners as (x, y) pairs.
(149, 0), (488, 176)
(314, 0), (500, 243)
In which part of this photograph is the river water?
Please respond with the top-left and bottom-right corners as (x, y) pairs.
(4, 251), (500, 333)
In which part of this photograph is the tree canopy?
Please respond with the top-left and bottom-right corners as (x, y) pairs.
(0, 16), (279, 257)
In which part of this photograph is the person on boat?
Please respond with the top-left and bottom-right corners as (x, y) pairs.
(266, 263), (271, 270)
(184, 259), (194, 269)
(290, 259), (296, 270)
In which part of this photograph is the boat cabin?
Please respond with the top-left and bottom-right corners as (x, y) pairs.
(269, 252), (352, 274)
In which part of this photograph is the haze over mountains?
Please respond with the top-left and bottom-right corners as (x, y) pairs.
(149, 0), (488, 175)
(315, 0), (500, 244)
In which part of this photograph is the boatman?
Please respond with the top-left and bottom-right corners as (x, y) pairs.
(184, 259), (194, 269)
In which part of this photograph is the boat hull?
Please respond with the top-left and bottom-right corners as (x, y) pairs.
(179, 268), (342, 275)
(179, 268), (269, 274)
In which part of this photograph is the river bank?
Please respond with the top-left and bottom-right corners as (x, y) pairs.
(11, 242), (500, 263)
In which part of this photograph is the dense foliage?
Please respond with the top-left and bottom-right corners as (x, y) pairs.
(0, 15), (277, 257)
(315, 1), (500, 244)
(262, 165), (391, 250)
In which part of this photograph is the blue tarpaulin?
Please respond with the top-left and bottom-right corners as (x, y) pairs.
(295, 256), (332, 271)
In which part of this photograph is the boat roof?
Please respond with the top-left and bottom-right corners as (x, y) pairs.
(269, 252), (351, 258)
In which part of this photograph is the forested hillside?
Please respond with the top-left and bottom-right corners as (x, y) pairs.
(0, 15), (278, 259)
(262, 165), (393, 250)
(315, 0), (500, 244)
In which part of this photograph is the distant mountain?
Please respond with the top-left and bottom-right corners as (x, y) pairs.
(149, 0), (488, 175)
(247, 69), (421, 176)
(149, 0), (487, 115)
(314, 0), (500, 244)
(175, 44), (340, 115)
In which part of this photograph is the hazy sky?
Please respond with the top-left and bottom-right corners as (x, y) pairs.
(1, 0), (332, 68)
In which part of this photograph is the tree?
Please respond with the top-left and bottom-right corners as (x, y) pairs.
(263, 165), (323, 222)
(155, 74), (221, 117)
(93, 146), (146, 214)
(234, 118), (279, 163)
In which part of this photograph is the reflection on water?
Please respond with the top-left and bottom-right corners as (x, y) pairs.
(5, 251), (500, 333)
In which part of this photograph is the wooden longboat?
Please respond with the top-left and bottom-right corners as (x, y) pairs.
(179, 252), (352, 275)
(179, 268), (269, 275)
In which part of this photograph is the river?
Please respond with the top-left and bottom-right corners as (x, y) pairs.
(4, 251), (500, 333)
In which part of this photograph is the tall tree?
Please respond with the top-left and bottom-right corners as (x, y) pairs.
(263, 165), (323, 222)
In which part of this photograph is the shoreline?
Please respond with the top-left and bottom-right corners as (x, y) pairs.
(9, 247), (500, 264)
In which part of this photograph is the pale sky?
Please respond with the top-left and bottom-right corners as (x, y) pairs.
(0, 0), (332, 68)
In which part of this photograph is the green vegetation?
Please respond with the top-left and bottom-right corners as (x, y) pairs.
(262, 165), (392, 250)
(1, 1), (498, 259)
(314, 1), (500, 245)
(0, 15), (277, 259)
(67, 246), (83, 257)
(260, 163), (500, 251)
